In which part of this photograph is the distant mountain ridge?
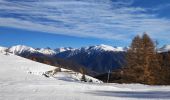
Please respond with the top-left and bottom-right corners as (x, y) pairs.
(2, 45), (73, 56)
(1, 44), (169, 57)
(0, 44), (127, 73)
(55, 44), (127, 73)
(0, 44), (128, 55)
(1, 44), (169, 55)
(1, 44), (170, 74)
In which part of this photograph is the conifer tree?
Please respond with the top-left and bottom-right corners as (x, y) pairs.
(125, 33), (161, 84)
(125, 35), (143, 83)
(142, 33), (162, 84)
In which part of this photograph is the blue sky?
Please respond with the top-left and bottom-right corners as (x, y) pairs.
(0, 0), (170, 48)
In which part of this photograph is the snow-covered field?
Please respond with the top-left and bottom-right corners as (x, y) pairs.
(0, 53), (170, 100)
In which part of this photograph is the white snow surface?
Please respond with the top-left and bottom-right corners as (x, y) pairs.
(0, 46), (7, 53)
(0, 53), (170, 100)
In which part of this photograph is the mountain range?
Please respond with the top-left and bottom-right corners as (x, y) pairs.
(0, 44), (170, 75)
(1, 44), (127, 55)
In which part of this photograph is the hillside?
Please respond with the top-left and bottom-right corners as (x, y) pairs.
(0, 53), (101, 83)
(0, 53), (170, 100)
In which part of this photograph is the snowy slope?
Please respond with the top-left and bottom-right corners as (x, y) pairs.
(0, 46), (7, 53)
(0, 53), (170, 100)
(0, 53), (101, 83)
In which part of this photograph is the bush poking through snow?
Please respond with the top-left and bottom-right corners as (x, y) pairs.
(44, 67), (61, 77)
(89, 79), (93, 82)
(52, 67), (61, 75)
(42, 73), (49, 78)
(81, 74), (87, 82)
(4, 49), (9, 55)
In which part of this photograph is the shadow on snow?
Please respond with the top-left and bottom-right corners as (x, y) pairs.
(85, 90), (170, 99)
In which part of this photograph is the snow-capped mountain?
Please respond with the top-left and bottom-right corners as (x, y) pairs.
(2, 44), (170, 74)
(7, 45), (56, 56)
(6, 44), (170, 55)
(38, 48), (56, 55)
(7, 45), (75, 56)
(76, 44), (127, 53)
(9, 45), (36, 54)
(55, 47), (75, 53)
(57, 44), (127, 58)
(56, 44), (127, 73)
(158, 45), (170, 53)
(1, 44), (127, 56)
(84, 44), (126, 52)
(0, 44), (127, 73)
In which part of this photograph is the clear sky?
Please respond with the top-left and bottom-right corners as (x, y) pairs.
(0, 0), (170, 48)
